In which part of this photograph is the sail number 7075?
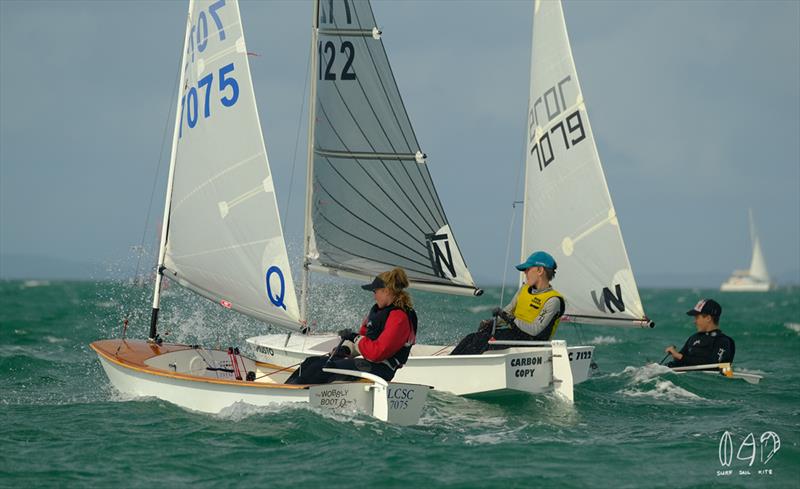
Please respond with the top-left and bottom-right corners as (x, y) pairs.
(179, 63), (240, 137)
(179, 0), (240, 137)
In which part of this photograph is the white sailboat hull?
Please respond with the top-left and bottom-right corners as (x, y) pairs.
(248, 334), (592, 399)
(92, 340), (429, 425)
(720, 277), (773, 292)
(96, 351), (308, 411)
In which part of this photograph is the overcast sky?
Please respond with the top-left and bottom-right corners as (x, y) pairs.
(1, 0), (798, 287)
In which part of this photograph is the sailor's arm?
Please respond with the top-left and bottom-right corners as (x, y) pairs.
(492, 288), (521, 327)
(665, 345), (683, 361)
(502, 289), (520, 317)
(353, 310), (411, 362)
(665, 337), (691, 366)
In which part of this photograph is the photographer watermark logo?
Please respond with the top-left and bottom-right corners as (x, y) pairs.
(717, 431), (780, 477)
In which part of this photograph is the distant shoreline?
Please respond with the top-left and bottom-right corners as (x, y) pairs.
(3, 253), (798, 288)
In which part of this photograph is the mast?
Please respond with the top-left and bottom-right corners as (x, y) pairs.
(148, 0), (194, 342)
(300, 0), (321, 323)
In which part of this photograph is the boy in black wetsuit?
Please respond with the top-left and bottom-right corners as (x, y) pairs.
(665, 298), (735, 367)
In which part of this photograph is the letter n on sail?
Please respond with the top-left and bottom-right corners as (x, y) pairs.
(426, 233), (456, 279)
(591, 284), (626, 313)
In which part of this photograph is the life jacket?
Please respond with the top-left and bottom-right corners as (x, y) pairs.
(512, 285), (565, 340)
(364, 304), (418, 369)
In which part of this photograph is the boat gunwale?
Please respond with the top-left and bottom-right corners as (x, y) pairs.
(247, 334), (585, 361)
(91, 339), (311, 390)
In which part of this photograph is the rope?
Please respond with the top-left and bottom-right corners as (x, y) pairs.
(255, 361), (304, 380)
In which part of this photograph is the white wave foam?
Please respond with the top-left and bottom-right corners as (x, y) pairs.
(216, 400), (309, 421)
(464, 426), (523, 445)
(43, 336), (67, 344)
(785, 322), (800, 334)
(21, 280), (50, 288)
(609, 364), (672, 383)
(588, 335), (620, 345)
(466, 305), (494, 314)
(620, 379), (703, 401)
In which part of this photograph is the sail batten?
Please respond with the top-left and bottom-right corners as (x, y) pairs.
(308, 264), (482, 296)
(319, 28), (378, 37)
(307, 0), (478, 294)
(316, 149), (422, 161)
(522, 1), (648, 324)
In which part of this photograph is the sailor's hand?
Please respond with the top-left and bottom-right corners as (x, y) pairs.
(492, 307), (515, 324)
(338, 328), (358, 342)
(665, 345), (677, 355)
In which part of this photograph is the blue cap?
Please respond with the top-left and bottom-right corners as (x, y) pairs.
(515, 251), (557, 271)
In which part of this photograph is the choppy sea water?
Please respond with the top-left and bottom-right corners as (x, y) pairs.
(1, 280), (798, 488)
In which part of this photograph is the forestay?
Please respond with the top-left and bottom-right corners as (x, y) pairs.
(162, 0), (301, 330)
(521, 0), (649, 326)
(306, 0), (478, 295)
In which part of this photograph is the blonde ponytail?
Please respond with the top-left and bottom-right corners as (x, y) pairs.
(378, 268), (413, 310)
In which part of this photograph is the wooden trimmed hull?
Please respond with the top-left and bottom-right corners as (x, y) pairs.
(91, 339), (430, 424)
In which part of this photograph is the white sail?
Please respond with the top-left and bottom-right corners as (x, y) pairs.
(748, 210), (770, 282)
(162, 0), (301, 330)
(521, 0), (648, 326)
(305, 0), (479, 296)
(749, 236), (770, 282)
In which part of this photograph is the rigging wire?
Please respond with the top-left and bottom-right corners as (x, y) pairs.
(133, 35), (185, 284)
(499, 110), (530, 308)
(281, 47), (311, 235)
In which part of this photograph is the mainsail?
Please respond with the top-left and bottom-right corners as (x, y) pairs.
(747, 209), (770, 282)
(160, 0), (301, 331)
(304, 0), (479, 296)
(521, 0), (650, 327)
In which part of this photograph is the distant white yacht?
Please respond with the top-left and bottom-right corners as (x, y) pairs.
(721, 210), (774, 292)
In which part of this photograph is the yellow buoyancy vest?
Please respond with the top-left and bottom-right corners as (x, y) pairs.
(512, 286), (565, 339)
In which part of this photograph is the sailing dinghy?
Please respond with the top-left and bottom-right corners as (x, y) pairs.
(91, 0), (430, 426)
(251, 0), (659, 401)
(720, 209), (775, 291)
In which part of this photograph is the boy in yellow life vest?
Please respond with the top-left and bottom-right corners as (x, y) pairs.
(451, 251), (565, 355)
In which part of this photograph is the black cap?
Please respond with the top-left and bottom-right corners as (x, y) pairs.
(686, 298), (722, 318)
(361, 277), (386, 291)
